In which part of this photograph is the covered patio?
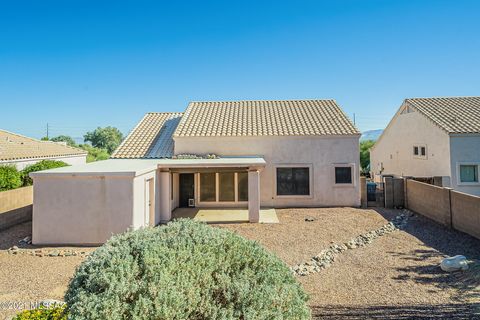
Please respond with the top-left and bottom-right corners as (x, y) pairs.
(156, 157), (266, 223)
(172, 207), (279, 223)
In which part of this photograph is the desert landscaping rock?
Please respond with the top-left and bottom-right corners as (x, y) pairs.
(440, 255), (469, 272)
(291, 210), (411, 276)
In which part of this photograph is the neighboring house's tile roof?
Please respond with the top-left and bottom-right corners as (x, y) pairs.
(405, 97), (480, 134)
(111, 112), (183, 159)
(0, 130), (87, 161)
(173, 100), (359, 137)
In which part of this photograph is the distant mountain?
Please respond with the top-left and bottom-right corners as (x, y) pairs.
(361, 129), (383, 142)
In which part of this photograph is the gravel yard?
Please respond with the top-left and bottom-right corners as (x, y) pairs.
(218, 208), (480, 319)
(1, 207), (479, 319)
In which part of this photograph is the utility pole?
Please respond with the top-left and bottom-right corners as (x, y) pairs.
(46, 123), (49, 139)
(353, 113), (356, 126)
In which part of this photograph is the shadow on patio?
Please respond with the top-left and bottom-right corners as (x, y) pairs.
(172, 207), (279, 224)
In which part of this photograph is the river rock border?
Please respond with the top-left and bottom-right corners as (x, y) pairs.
(291, 209), (412, 276)
(7, 247), (90, 258)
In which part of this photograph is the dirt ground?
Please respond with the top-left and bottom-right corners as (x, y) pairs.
(1, 208), (479, 319)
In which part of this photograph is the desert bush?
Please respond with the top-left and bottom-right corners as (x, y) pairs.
(78, 144), (110, 162)
(21, 160), (69, 185)
(13, 304), (67, 320)
(0, 165), (22, 191)
(65, 219), (310, 319)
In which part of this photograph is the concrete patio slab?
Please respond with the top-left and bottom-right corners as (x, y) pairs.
(172, 208), (279, 224)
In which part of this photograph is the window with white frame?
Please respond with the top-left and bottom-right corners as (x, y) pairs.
(413, 144), (427, 159)
(276, 167), (310, 196)
(459, 164), (479, 183)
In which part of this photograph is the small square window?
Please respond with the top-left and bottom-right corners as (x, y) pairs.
(413, 146), (419, 155)
(460, 165), (479, 183)
(335, 167), (352, 184)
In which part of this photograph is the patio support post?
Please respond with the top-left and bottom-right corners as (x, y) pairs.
(159, 171), (171, 223)
(248, 169), (260, 223)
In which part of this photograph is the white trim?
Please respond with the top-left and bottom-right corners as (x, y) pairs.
(273, 164), (313, 199)
(456, 162), (480, 186)
(333, 163), (356, 187)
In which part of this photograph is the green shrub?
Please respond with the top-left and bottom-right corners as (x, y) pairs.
(78, 144), (110, 162)
(21, 160), (69, 186)
(13, 304), (67, 320)
(65, 219), (310, 319)
(0, 165), (22, 191)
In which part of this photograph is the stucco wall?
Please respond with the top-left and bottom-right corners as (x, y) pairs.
(2, 155), (87, 170)
(32, 175), (135, 245)
(174, 135), (360, 207)
(370, 108), (451, 180)
(449, 135), (480, 196)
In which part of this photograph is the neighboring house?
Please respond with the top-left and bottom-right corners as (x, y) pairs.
(31, 99), (360, 244)
(370, 97), (480, 196)
(0, 130), (87, 170)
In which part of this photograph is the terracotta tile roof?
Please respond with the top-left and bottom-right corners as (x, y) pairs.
(173, 100), (359, 137)
(111, 112), (183, 159)
(0, 130), (87, 162)
(405, 97), (480, 134)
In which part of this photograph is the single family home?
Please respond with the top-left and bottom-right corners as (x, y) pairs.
(31, 99), (361, 244)
(370, 97), (480, 196)
(0, 130), (87, 169)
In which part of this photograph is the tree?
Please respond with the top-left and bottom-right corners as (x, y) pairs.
(50, 135), (77, 147)
(360, 140), (376, 173)
(78, 144), (110, 162)
(84, 126), (123, 153)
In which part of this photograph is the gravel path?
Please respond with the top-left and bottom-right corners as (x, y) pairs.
(1, 208), (479, 319)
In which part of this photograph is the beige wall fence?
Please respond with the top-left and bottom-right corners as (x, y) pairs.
(0, 186), (33, 230)
(404, 179), (480, 240)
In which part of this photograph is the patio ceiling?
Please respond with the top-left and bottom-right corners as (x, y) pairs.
(156, 157), (266, 170)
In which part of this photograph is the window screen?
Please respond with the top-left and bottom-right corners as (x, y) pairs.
(200, 173), (216, 202)
(421, 147), (426, 156)
(460, 165), (478, 183)
(335, 167), (352, 184)
(276, 167), (310, 196)
(413, 146), (419, 155)
(237, 172), (248, 201)
(219, 172), (235, 202)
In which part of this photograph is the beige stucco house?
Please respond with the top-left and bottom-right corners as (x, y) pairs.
(31, 100), (361, 244)
(370, 97), (480, 196)
(0, 130), (87, 169)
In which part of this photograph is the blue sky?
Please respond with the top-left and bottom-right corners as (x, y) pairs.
(1, 0), (479, 140)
